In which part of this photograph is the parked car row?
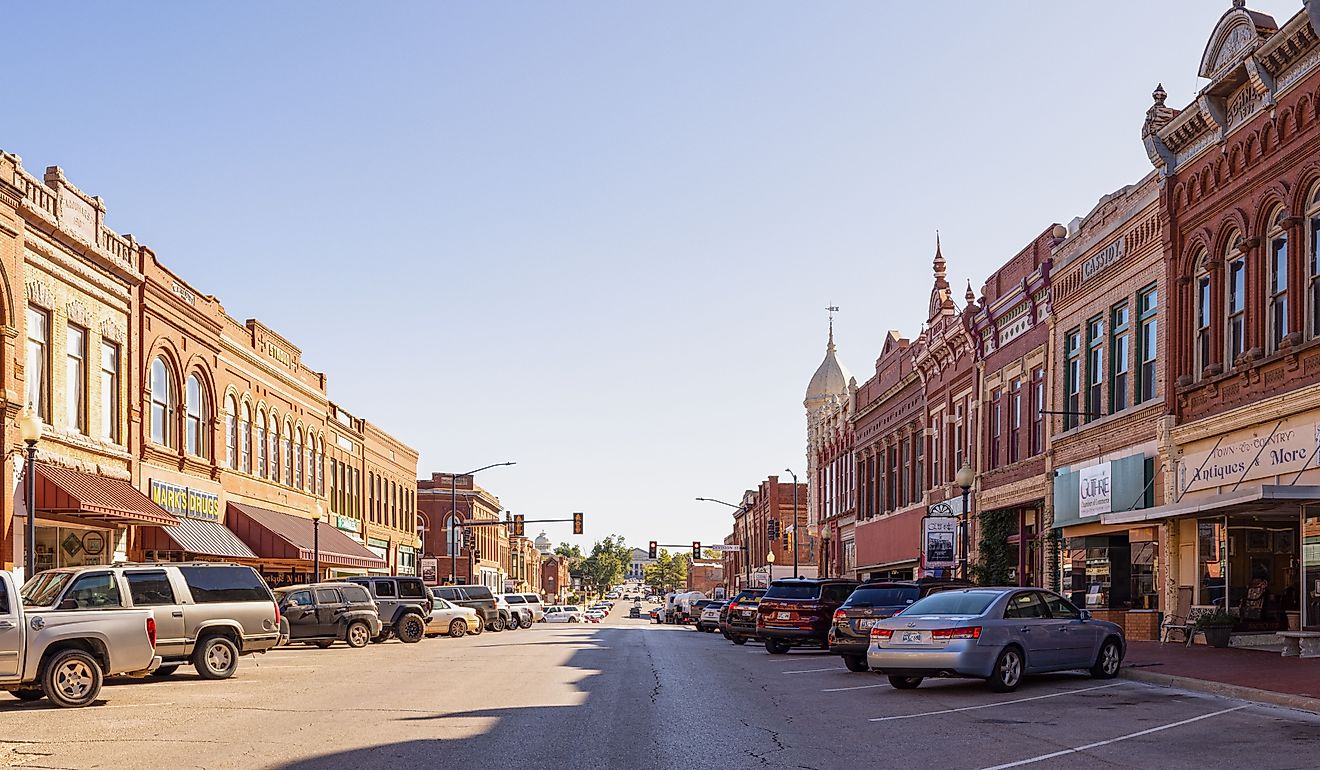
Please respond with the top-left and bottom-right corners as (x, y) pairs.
(706, 577), (1127, 693)
(2, 563), (554, 708)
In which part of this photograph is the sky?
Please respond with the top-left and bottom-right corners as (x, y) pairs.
(4, 1), (1302, 552)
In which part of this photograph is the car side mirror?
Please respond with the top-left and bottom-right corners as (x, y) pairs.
(57, 598), (79, 610)
(1078, 610), (1092, 621)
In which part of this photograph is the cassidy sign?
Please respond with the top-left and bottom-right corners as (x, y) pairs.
(1178, 415), (1320, 496)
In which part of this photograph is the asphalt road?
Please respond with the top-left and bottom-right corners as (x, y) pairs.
(4, 601), (1320, 769)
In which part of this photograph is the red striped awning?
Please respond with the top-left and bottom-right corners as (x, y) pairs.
(226, 502), (385, 569)
(31, 464), (179, 527)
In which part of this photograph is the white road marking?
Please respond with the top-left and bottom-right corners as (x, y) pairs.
(824, 683), (888, 692)
(976, 705), (1248, 769)
(867, 682), (1127, 721)
(782, 667), (843, 675)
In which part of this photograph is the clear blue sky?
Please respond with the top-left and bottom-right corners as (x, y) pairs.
(5, 1), (1297, 551)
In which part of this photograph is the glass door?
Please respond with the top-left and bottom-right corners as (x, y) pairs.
(1196, 517), (1227, 610)
(1304, 505), (1320, 629)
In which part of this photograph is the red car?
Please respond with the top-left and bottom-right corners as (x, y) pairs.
(756, 578), (860, 654)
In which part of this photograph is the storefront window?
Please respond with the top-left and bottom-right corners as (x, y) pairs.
(1063, 535), (1131, 610)
(1197, 518), (1227, 608)
(33, 525), (113, 573)
(1130, 538), (1158, 610)
(1305, 506), (1320, 629)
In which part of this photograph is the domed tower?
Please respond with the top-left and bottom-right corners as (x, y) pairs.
(534, 531), (552, 555)
(804, 316), (852, 411)
(805, 311), (854, 564)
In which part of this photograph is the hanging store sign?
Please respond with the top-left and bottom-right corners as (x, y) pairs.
(420, 558), (439, 585)
(1178, 415), (1320, 496)
(150, 479), (220, 521)
(921, 516), (958, 569)
(1078, 463), (1112, 518)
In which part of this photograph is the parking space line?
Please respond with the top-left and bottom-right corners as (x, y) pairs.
(867, 682), (1127, 721)
(823, 683), (887, 692)
(782, 667), (842, 675)
(975, 705), (1247, 769)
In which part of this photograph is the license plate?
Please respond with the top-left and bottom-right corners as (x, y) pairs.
(856, 618), (876, 629)
(899, 630), (929, 644)
(777, 611), (791, 620)
(740, 610), (753, 618)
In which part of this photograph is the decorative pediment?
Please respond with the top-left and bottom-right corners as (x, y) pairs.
(1199, 3), (1277, 81)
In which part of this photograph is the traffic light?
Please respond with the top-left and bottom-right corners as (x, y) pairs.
(573, 512), (584, 535)
(474, 549), (482, 560)
(691, 541), (701, 560)
(463, 529), (473, 548)
(782, 531), (790, 550)
(767, 519), (779, 541)
(513, 514), (525, 537)
(648, 541), (658, 559)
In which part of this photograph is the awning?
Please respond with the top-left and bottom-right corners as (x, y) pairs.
(1101, 485), (1320, 526)
(226, 502), (386, 569)
(140, 517), (257, 559)
(30, 463), (179, 526)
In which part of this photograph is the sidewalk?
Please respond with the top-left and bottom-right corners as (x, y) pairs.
(1121, 640), (1320, 712)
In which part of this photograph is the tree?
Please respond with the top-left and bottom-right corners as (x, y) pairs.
(555, 543), (586, 580)
(644, 549), (689, 593)
(578, 535), (631, 595)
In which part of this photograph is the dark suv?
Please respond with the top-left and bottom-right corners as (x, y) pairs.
(721, 589), (765, 644)
(346, 576), (432, 643)
(829, 578), (972, 672)
(275, 582), (382, 649)
(756, 578), (859, 654)
(431, 584), (502, 631)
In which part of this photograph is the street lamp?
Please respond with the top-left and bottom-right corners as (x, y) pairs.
(449, 462), (516, 584)
(784, 468), (799, 578)
(766, 549), (776, 586)
(696, 496), (750, 588)
(313, 502), (325, 582)
(955, 462), (975, 581)
(18, 406), (42, 581)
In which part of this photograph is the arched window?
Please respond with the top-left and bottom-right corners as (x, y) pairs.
(1308, 185), (1320, 337)
(305, 433), (314, 492)
(283, 420), (293, 486)
(294, 428), (305, 489)
(150, 357), (175, 447)
(224, 395), (238, 468)
(1267, 208), (1290, 352)
(1194, 250), (1212, 378)
(256, 410), (268, 477)
(390, 482), (397, 529)
(185, 374), (208, 458)
(1225, 234), (1247, 364)
(316, 436), (325, 496)
(240, 402), (252, 473)
(271, 414), (282, 482)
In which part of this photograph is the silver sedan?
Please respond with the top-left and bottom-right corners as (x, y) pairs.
(427, 597), (481, 638)
(866, 587), (1124, 692)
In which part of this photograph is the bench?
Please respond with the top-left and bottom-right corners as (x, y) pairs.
(1278, 631), (1320, 659)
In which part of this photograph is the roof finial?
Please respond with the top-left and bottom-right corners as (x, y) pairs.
(933, 231), (946, 279)
(1232, 0), (1245, 8)
(965, 280), (976, 305)
(826, 304), (839, 352)
(1152, 83), (1166, 106)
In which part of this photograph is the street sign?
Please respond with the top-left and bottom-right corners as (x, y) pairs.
(707, 544), (741, 552)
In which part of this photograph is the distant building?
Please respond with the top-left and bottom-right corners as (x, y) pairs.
(687, 560), (724, 597)
(627, 547), (655, 582)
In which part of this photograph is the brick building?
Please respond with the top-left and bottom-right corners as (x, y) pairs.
(804, 320), (855, 576)
(417, 472), (509, 591)
(541, 553), (571, 603)
(687, 560), (725, 597)
(967, 228), (1057, 588)
(507, 535), (541, 593)
(729, 476), (811, 590)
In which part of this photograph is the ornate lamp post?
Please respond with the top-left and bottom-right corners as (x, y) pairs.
(313, 501), (325, 582)
(955, 462), (975, 580)
(18, 406), (43, 581)
(784, 468), (799, 578)
(766, 549), (776, 586)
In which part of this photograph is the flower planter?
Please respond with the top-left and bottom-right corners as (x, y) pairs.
(1201, 625), (1232, 648)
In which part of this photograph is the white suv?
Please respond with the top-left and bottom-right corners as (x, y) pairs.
(543, 605), (584, 623)
(500, 593), (544, 622)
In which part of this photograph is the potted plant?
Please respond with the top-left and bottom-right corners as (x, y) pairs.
(1195, 609), (1236, 648)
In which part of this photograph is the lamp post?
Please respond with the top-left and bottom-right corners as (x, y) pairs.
(695, 496), (750, 589)
(784, 468), (799, 578)
(766, 549), (776, 586)
(448, 462), (516, 585)
(313, 502), (325, 582)
(955, 462), (975, 581)
(18, 406), (42, 581)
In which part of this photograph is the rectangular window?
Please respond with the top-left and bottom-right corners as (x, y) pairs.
(240, 414), (251, 472)
(1030, 367), (1044, 455)
(1086, 316), (1104, 420)
(1227, 257), (1246, 363)
(900, 441), (910, 507)
(1109, 304), (1129, 414)
(1311, 214), (1320, 338)
(887, 445), (898, 511)
(1064, 329), (1081, 430)
(1270, 233), (1289, 352)
(1196, 274), (1212, 376)
(257, 420), (268, 477)
(954, 406), (964, 471)
(1137, 285), (1158, 403)
(126, 571), (177, 606)
(912, 433), (923, 500)
(989, 389), (1002, 469)
(1009, 378), (1022, 464)
(99, 341), (119, 443)
(931, 418), (942, 488)
(25, 307), (49, 421)
(65, 325), (86, 433)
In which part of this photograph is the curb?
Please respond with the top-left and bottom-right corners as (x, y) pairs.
(1121, 667), (1320, 714)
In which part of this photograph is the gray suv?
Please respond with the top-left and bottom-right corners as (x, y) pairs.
(347, 576), (433, 643)
(27, 562), (280, 680)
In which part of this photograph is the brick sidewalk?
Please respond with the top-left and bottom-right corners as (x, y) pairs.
(1124, 640), (1320, 703)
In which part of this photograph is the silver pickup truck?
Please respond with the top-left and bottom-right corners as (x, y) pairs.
(0, 570), (160, 707)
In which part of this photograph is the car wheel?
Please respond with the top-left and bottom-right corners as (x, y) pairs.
(844, 655), (869, 673)
(567, 617), (578, 624)
(396, 614), (426, 644)
(42, 649), (104, 708)
(731, 636), (747, 646)
(314, 640), (335, 649)
(449, 619), (468, 639)
(193, 635), (240, 680)
(469, 616), (484, 635)
(987, 647), (1024, 693)
(11, 688), (44, 701)
(1091, 638), (1122, 679)
(149, 664), (180, 678)
(490, 615), (506, 632)
(346, 621), (371, 649)
(519, 615), (533, 629)
(888, 675), (923, 690)
(765, 640), (789, 655)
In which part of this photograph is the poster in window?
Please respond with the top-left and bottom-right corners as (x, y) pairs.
(922, 516), (958, 569)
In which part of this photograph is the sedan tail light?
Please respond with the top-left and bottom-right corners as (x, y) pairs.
(146, 617), (157, 648)
(833, 609), (846, 621)
(932, 626), (982, 640)
(870, 627), (893, 639)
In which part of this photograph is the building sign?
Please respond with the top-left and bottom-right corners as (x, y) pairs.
(708, 544), (741, 552)
(420, 557), (439, 585)
(150, 479), (220, 521)
(170, 281), (197, 306)
(1178, 415), (1320, 496)
(263, 340), (295, 369)
(58, 187), (97, 244)
(921, 516), (958, 569)
(1081, 237), (1125, 282)
(1078, 463), (1112, 518)
(335, 515), (359, 533)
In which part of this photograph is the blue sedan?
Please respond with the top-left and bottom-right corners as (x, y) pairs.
(866, 587), (1124, 692)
